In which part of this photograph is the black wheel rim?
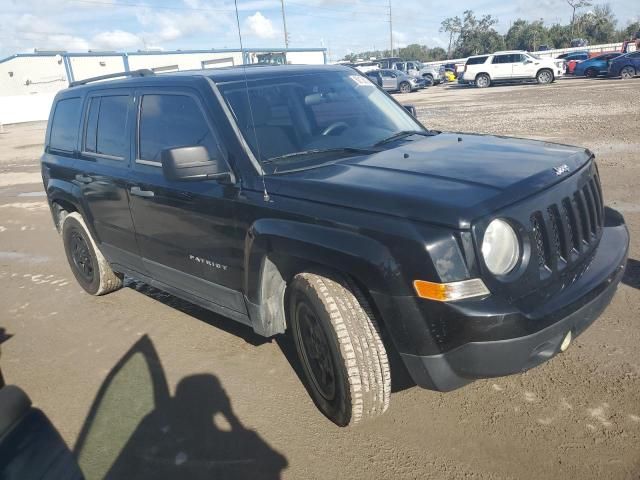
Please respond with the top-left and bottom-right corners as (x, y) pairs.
(295, 301), (336, 401)
(70, 230), (94, 283)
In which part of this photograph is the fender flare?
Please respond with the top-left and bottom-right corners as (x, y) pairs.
(243, 218), (404, 337)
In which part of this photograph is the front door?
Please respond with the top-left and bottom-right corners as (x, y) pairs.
(127, 88), (246, 315)
(381, 71), (397, 90)
(75, 89), (143, 271)
(511, 53), (534, 78)
(490, 54), (514, 80)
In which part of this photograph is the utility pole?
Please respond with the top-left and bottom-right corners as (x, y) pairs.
(388, 0), (393, 56)
(280, 0), (289, 49)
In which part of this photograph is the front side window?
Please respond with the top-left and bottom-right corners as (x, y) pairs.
(49, 97), (81, 152)
(84, 95), (129, 158)
(218, 70), (427, 172)
(138, 94), (218, 163)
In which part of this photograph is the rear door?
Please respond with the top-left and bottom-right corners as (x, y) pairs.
(127, 87), (246, 316)
(490, 54), (514, 80)
(75, 89), (143, 271)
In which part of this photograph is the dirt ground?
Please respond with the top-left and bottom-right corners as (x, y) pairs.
(1, 77), (639, 480)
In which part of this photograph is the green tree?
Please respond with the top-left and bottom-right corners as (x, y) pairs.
(454, 10), (505, 57)
(576, 4), (617, 43)
(440, 16), (462, 59)
(547, 23), (573, 48)
(505, 19), (550, 51)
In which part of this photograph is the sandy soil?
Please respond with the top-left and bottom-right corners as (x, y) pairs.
(0, 77), (639, 479)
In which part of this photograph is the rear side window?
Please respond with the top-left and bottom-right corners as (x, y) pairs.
(84, 95), (129, 158)
(466, 56), (488, 65)
(49, 97), (81, 152)
(138, 94), (218, 163)
(492, 55), (514, 64)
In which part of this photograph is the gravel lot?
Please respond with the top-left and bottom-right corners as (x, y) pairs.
(1, 77), (639, 479)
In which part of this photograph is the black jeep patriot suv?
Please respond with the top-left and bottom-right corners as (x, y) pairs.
(42, 65), (628, 426)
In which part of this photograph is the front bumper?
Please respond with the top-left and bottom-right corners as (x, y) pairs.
(378, 208), (629, 391)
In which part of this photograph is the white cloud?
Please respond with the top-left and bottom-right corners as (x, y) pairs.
(92, 30), (142, 50)
(245, 12), (278, 39)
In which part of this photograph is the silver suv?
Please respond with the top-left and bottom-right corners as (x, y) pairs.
(392, 61), (444, 84)
(366, 69), (420, 93)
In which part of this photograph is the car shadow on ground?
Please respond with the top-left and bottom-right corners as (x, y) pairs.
(74, 335), (287, 480)
(622, 258), (640, 289)
(124, 278), (269, 347)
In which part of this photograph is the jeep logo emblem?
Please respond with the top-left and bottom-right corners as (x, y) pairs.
(553, 164), (570, 176)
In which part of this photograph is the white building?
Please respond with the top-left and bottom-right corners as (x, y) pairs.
(0, 47), (327, 124)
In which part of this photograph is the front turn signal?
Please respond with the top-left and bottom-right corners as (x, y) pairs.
(413, 278), (490, 302)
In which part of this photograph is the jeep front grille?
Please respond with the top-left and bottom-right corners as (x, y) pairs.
(530, 172), (603, 275)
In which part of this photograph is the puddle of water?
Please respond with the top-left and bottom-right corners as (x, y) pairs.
(18, 191), (45, 197)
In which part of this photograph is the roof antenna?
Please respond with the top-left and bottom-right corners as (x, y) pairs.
(233, 0), (270, 202)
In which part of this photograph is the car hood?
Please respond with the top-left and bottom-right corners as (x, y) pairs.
(266, 133), (593, 229)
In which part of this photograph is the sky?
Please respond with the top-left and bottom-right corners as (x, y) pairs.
(0, 0), (638, 61)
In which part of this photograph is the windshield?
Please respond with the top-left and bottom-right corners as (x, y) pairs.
(218, 70), (426, 173)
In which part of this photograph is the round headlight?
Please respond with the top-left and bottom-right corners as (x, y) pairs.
(481, 219), (520, 275)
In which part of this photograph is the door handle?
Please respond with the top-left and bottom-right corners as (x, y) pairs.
(130, 186), (155, 198)
(75, 174), (93, 184)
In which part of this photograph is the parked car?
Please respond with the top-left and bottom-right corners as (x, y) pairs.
(366, 69), (420, 93)
(462, 51), (564, 87)
(608, 51), (640, 79)
(573, 52), (622, 77)
(391, 61), (444, 85)
(571, 38), (589, 48)
(41, 65), (628, 427)
(375, 56), (403, 69)
(562, 52), (590, 74)
(537, 45), (551, 51)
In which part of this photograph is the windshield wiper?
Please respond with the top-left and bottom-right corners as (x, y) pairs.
(373, 130), (432, 146)
(262, 147), (378, 165)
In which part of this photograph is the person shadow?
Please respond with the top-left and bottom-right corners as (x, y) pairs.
(73, 336), (287, 480)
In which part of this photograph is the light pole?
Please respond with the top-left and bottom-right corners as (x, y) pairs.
(388, 0), (393, 56)
(281, 0), (289, 49)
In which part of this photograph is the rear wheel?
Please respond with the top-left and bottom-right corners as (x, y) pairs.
(422, 73), (434, 84)
(62, 212), (122, 295)
(620, 65), (636, 79)
(475, 73), (490, 88)
(537, 69), (554, 84)
(399, 81), (411, 94)
(289, 272), (390, 427)
(584, 67), (598, 78)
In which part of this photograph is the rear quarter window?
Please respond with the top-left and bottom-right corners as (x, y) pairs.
(466, 56), (488, 65)
(49, 97), (82, 152)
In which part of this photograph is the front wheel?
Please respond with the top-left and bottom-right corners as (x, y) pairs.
(62, 212), (122, 295)
(422, 73), (434, 85)
(399, 81), (411, 94)
(537, 69), (554, 84)
(620, 66), (636, 79)
(289, 273), (390, 427)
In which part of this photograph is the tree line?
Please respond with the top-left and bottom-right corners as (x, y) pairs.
(343, 4), (640, 62)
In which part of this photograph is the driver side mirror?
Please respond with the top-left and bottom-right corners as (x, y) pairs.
(403, 104), (417, 117)
(161, 146), (234, 183)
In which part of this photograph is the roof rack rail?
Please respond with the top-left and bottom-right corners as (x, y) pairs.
(69, 69), (154, 87)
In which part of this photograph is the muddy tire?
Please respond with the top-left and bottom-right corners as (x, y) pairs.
(62, 212), (122, 295)
(475, 73), (491, 88)
(289, 272), (390, 427)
